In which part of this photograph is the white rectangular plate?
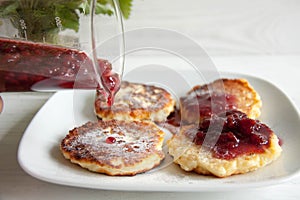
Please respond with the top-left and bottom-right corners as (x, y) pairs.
(18, 72), (300, 192)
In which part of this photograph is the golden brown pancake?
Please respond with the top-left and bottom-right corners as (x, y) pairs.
(180, 79), (262, 125)
(167, 110), (282, 178)
(95, 81), (176, 122)
(60, 120), (165, 176)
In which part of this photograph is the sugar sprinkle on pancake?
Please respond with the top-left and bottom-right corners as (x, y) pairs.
(60, 120), (165, 176)
(95, 81), (175, 122)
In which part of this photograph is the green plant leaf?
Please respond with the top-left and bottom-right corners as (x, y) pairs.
(118, 0), (133, 19)
(95, 3), (114, 16)
(79, 1), (114, 16)
(0, 0), (133, 40)
(78, 0), (90, 14)
(54, 2), (83, 32)
(0, 1), (19, 17)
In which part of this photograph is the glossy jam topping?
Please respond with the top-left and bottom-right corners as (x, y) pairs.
(102, 72), (121, 107)
(0, 38), (120, 105)
(165, 91), (238, 128)
(166, 109), (181, 127)
(186, 110), (274, 160)
(181, 91), (238, 120)
(105, 136), (117, 144)
(97, 59), (121, 106)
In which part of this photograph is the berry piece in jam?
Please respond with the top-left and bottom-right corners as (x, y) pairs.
(188, 110), (274, 160)
(106, 136), (116, 144)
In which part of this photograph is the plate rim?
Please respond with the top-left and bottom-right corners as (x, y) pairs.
(17, 71), (300, 192)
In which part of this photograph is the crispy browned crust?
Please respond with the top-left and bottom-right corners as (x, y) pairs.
(167, 125), (282, 178)
(185, 78), (262, 120)
(95, 81), (175, 122)
(167, 78), (282, 177)
(60, 120), (165, 176)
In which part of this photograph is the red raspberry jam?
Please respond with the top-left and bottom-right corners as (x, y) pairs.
(186, 110), (274, 160)
(180, 91), (238, 122)
(102, 71), (121, 107)
(166, 91), (238, 128)
(0, 38), (120, 105)
(105, 136), (116, 144)
(166, 109), (181, 127)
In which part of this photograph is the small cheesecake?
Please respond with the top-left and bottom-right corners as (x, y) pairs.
(61, 120), (165, 176)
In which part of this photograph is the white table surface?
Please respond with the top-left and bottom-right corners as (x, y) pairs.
(2, 0), (300, 199)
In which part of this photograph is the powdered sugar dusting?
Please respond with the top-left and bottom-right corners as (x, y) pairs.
(64, 120), (162, 165)
(98, 81), (171, 111)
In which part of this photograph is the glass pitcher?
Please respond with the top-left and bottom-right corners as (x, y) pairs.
(0, 0), (125, 106)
